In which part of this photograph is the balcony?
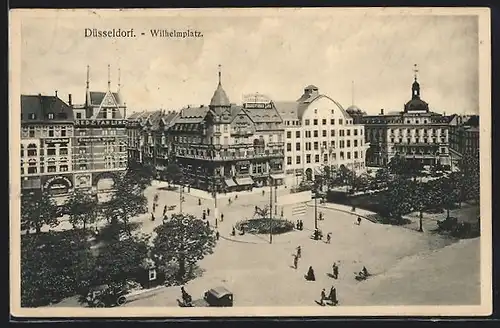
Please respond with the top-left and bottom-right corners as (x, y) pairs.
(230, 129), (254, 136)
(268, 141), (285, 147)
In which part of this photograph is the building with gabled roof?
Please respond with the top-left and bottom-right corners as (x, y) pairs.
(169, 66), (285, 192)
(71, 65), (128, 193)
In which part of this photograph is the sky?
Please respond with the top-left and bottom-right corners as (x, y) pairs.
(18, 10), (480, 115)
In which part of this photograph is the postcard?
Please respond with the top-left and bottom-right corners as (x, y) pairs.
(9, 7), (492, 317)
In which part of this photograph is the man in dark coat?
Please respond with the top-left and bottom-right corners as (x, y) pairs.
(305, 266), (316, 281)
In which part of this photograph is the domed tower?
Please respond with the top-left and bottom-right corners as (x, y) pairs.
(209, 64), (231, 111)
(404, 64), (429, 112)
(345, 80), (366, 123)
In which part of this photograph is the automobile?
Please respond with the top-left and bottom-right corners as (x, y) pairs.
(179, 286), (234, 307)
(85, 284), (128, 308)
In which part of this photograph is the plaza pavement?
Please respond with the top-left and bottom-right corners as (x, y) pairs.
(44, 182), (481, 307)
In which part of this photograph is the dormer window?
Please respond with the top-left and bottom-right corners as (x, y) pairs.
(29, 113), (36, 120)
(48, 113), (54, 120)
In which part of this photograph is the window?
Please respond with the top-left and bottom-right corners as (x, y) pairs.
(314, 109), (317, 114)
(322, 130), (327, 137)
(331, 109), (335, 114)
(61, 129), (66, 137)
(339, 130), (344, 137)
(315, 154), (320, 163)
(306, 142), (311, 151)
(224, 125), (228, 132)
(305, 119), (310, 126)
(60, 165), (69, 172)
(29, 113), (36, 120)
(47, 113), (54, 120)
(287, 143), (292, 151)
(49, 128), (54, 137)
(306, 154), (311, 163)
(296, 143), (301, 151)
(313, 119), (318, 126)
(331, 130), (335, 137)
(347, 129), (351, 136)
(27, 144), (37, 157)
(314, 142), (319, 150)
(287, 131), (292, 139)
(354, 140), (358, 147)
(76, 112), (82, 119)
(331, 141), (335, 148)
(322, 119), (327, 125)
(330, 119), (335, 125)
(296, 131), (300, 138)
(29, 128), (35, 138)
(354, 151), (358, 159)
(322, 141), (327, 148)
(354, 129), (358, 136)
(305, 131), (311, 138)
(287, 156), (292, 165)
(28, 167), (37, 174)
(21, 167), (24, 175)
(296, 156), (301, 164)
(347, 140), (351, 147)
(347, 152), (351, 160)
(339, 119), (343, 125)
(340, 151), (344, 160)
(323, 154), (328, 162)
(59, 148), (68, 155)
(313, 130), (318, 138)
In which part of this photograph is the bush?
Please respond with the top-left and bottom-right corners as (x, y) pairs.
(235, 218), (295, 235)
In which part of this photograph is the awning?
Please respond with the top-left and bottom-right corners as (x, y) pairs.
(271, 174), (286, 180)
(225, 179), (237, 187)
(235, 177), (254, 186)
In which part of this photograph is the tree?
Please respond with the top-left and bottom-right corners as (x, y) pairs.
(21, 191), (59, 234)
(65, 189), (99, 230)
(437, 177), (460, 219)
(152, 213), (216, 282)
(94, 233), (150, 285)
(126, 161), (154, 191)
(105, 176), (148, 236)
(410, 181), (439, 232)
(165, 163), (183, 186)
(381, 177), (414, 223)
(21, 230), (95, 307)
(458, 151), (480, 203)
(254, 205), (271, 219)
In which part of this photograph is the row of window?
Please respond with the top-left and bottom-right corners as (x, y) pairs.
(22, 126), (70, 138)
(21, 147), (69, 157)
(287, 139), (364, 152)
(304, 117), (352, 126)
(24, 112), (68, 120)
(286, 150), (363, 165)
(286, 128), (362, 139)
(388, 138), (447, 144)
(21, 165), (69, 175)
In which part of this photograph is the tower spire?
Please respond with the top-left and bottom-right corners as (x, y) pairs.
(413, 63), (419, 82)
(86, 65), (90, 90)
(85, 65), (90, 107)
(118, 67), (121, 91)
(218, 64), (222, 85)
(107, 64), (111, 90)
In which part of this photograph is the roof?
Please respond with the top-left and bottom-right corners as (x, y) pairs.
(176, 106), (210, 124)
(208, 286), (232, 298)
(464, 115), (479, 127)
(346, 105), (366, 115)
(210, 83), (231, 107)
(305, 84), (318, 90)
(21, 94), (74, 123)
(404, 97), (429, 112)
(88, 91), (123, 106)
(274, 101), (299, 120)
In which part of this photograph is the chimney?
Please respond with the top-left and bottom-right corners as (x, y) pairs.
(380, 108), (384, 115)
(68, 94), (72, 106)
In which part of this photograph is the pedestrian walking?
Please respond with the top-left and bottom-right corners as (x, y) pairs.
(228, 198), (232, 205)
(151, 212), (155, 221)
(319, 212), (323, 221)
(351, 205), (356, 212)
(296, 220), (300, 230)
(216, 231), (220, 240)
(329, 287), (338, 306)
(163, 205), (167, 217)
(292, 254), (298, 269)
(198, 198), (202, 206)
(299, 220), (304, 230)
(220, 213), (224, 222)
(333, 263), (339, 279)
(235, 194), (238, 200)
(357, 217), (362, 225)
(202, 211), (206, 220)
(296, 246), (302, 259)
(305, 266), (316, 281)
(326, 233), (331, 244)
(206, 221), (210, 228)
(320, 288), (326, 306)
(231, 226), (236, 236)
(262, 190), (265, 196)
(280, 208), (284, 218)
(207, 208), (210, 216)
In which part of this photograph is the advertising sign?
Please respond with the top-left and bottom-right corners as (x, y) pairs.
(75, 119), (127, 127)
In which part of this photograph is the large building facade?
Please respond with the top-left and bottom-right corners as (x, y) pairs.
(276, 85), (369, 185)
(20, 65), (128, 196)
(363, 70), (452, 168)
(21, 93), (75, 195)
(170, 69), (285, 192)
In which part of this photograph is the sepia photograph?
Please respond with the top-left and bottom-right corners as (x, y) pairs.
(9, 7), (492, 317)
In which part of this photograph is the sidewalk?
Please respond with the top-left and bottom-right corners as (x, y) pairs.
(306, 201), (378, 223)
